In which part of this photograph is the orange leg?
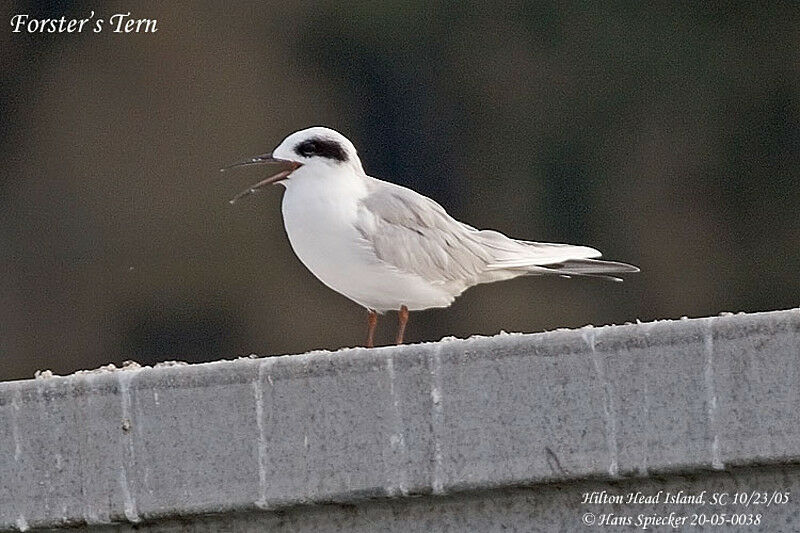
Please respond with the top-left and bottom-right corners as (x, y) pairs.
(366, 310), (378, 348)
(396, 305), (409, 345)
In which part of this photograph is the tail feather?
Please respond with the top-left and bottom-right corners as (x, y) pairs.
(477, 231), (639, 282)
(547, 258), (640, 274)
(533, 258), (640, 282)
(481, 234), (601, 268)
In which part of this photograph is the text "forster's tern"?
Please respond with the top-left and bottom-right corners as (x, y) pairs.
(223, 126), (638, 347)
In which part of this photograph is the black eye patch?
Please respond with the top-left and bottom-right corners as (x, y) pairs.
(294, 138), (348, 162)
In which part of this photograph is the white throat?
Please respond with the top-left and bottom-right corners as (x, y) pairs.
(282, 161), (368, 200)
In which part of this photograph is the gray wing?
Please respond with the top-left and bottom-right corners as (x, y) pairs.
(355, 179), (493, 284)
(354, 178), (619, 285)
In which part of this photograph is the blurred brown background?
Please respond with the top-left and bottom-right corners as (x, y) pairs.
(1, 1), (798, 381)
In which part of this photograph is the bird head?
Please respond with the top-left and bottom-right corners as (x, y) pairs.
(222, 127), (363, 203)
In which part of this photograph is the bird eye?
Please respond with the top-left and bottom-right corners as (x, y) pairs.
(294, 137), (348, 162)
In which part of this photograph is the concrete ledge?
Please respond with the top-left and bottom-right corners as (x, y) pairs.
(68, 465), (800, 532)
(1, 309), (799, 530)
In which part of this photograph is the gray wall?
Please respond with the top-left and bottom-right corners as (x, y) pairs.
(1, 309), (798, 531)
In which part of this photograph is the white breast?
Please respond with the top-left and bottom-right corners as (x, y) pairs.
(280, 167), (455, 312)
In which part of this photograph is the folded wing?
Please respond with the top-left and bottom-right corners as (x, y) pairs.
(355, 178), (638, 285)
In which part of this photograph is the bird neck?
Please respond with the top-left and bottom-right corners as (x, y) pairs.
(284, 164), (369, 202)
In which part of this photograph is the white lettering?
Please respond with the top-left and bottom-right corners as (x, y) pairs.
(10, 14), (28, 32)
(109, 12), (130, 33)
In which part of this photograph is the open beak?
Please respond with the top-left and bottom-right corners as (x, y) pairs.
(221, 153), (302, 204)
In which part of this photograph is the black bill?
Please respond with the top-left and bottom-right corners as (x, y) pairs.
(221, 153), (302, 204)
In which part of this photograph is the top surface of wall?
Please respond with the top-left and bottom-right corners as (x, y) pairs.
(0, 309), (798, 530)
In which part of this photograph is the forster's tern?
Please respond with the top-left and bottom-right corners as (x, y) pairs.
(223, 126), (638, 347)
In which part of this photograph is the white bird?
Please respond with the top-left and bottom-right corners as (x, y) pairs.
(223, 126), (638, 347)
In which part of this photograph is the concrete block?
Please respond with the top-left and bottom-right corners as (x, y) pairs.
(0, 308), (797, 530)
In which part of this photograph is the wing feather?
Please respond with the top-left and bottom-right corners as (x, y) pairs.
(355, 178), (636, 283)
(355, 180), (491, 284)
